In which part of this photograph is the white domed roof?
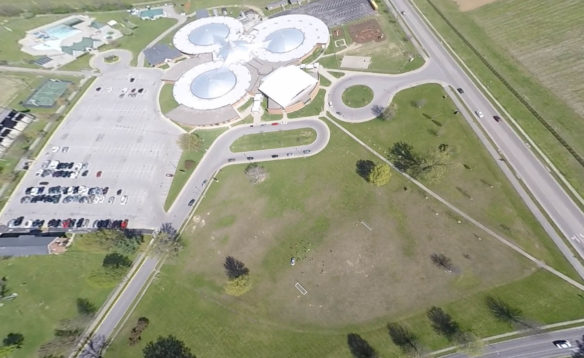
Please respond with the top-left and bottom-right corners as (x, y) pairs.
(190, 68), (237, 99)
(265, 28), (304, 53)
(188, 23), (230, 46)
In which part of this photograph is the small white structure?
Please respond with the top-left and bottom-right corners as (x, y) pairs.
(259, 65), (317, 109)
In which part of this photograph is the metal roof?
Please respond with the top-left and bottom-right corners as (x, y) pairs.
(188, 22), (230, 46)
(265, 28), (304, 53)
(190, 67), (237, 99)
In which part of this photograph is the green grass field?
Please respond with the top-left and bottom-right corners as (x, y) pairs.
(336, 83), (578, 280)
(164, 128), (227, 211)
(0, 234), (132, 357)
(411, 0), (584, 199)
(342, 85), (374, 108)
(230, 128), (316, 152)
(107, 117), (584, 357)
(288, 89), (325, 119)
(159, 83), (179, 115)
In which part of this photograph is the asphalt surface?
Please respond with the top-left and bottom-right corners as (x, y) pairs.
(0, 50), (182, 231)
(443, 326), (584, 358)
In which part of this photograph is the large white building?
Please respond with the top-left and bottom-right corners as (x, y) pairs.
(170, 13), (329, 115)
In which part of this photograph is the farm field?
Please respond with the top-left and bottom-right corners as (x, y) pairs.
(336, 84), (578, 279)
(107, 118), (584, 357)
(412, 0), (584, 198)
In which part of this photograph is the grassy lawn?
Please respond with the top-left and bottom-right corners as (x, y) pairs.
(107, 118), (584, 357)
(342, 85), (374, 108)
(261, 111), (283, 122)
(164, 128), (227, 211)
(287, 89), (325, 119)
(319, 75), (331, 87)
(335, 83), (578, 280)
(0, 231), (143, 358)
(159, 83), (179, 115)
(237, 98), (253, 112)
(411, 0), (584, 199)
(230, 128), (316, 152)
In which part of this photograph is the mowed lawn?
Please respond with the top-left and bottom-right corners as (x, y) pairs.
(108, 119), (584, 357)
(159, 83), (179, 115)
(337, 83), (579, 280)
(0, 238), (120, 358)
(230, 128), (316, 152)
(342, 85), (374, 108)
(412, 0), (584, 199)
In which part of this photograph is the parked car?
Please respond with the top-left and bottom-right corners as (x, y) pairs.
(456, 88), (464, 94)
(96, 171), (102, 178)
(188, 199), (195, 206)
(120, 195), (128, 205)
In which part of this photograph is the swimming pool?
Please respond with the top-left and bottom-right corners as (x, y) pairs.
(44, 24), (80, 40)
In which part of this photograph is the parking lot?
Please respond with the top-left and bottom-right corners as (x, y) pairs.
(0, 62), (182, 232)
(275, 0), (375, 27)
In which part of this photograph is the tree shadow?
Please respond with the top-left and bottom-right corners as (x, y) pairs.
(371, 105), (384, 118)
(356, 160), (375, 182)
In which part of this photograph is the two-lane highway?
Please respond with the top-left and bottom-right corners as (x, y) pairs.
(385, 0), (584, 278)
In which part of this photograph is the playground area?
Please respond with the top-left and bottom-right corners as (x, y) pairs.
(348, 19), (384, 43)
(23, 79), (71, 108)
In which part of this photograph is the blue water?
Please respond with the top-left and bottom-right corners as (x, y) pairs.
(45, 24), (78, 40)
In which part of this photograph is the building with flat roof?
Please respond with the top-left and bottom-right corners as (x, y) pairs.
(0, 235), (58, 257)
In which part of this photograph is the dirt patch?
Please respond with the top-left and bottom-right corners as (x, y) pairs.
(348, 19), (384, 44)
(454, 0), (499, 11)
(0, 76), (24, 106)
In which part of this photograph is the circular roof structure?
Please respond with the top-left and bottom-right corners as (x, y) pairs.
(173, 62), (251, 110)
(190, 68), (237, 99)
(265, 28), (304, 53)
(253, 14), (330, 63)
(173, 16), (243, 55)
(188, 23), (230, 46)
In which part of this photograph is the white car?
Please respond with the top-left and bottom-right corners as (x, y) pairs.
(120, 195), (128, 205)
(475, 110), (484, 118)
(553, 340), (571, 349)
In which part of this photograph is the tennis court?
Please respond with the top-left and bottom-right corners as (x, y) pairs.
(24, 79), (71, 108)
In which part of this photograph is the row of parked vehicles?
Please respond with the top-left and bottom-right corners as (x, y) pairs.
(7, 216), (129, 230)
(21, 186), (127, 205)
(36, 161), (90, 179)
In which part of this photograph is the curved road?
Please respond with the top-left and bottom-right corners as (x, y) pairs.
(77, 118), (330, 356)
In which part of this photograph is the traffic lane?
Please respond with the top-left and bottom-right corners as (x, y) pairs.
(393, 0), (584, 266)
(165, 118), (330, 218)
(444, 327), (583, 358)
(91, 256), (159, 339)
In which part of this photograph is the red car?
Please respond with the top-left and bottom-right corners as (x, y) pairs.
(271, 122), (279, 126)
(121, 219), (128, 230)
(96, 171), (102, 177)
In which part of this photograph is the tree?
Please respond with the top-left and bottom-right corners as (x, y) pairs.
(0, 276), (8, 298)
(244, 163), (268, 184)
(426, 307), (459, 340)
(154, 223), (182, 255)
(178, 133), (202, 152)
(430, 253), (454, 272)
(224, 256), (249, 279)
(143, 335), (195, 358)
(380, 104), (396, 121)
(80, 335), (109, 358)
(356, 160), (375, 181)
(485, 296), (523, 326)
(102, 253), (132, 269)
(388, 142), (423, 175)
(368, 163), (391, 186)
(387, 322), (418, 354)
(347, 333), (377, 358)
(572, 335), (584, 357)
(76, 298), (97, 315)
(224, 274), (252, 296)
(413, 98), (427, 108)
(3, 332), (24, 347)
